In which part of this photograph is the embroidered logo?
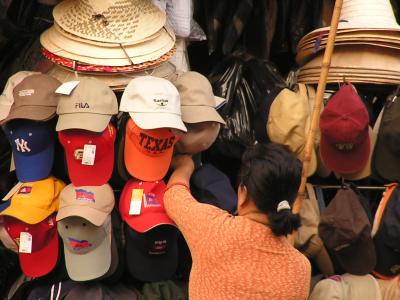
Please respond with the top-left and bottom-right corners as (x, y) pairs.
(149, 240), (167, 255)
(74, 149), (83, 160)
(14, 138), (31, 152)
(75, 189), (95, 203)
(75, 102), (90, 109)
(144, 193), (161, 208)
(138, 133), (175, 154)
(17, 186), (32, 195)
(153, 98), (168, 107)
(68, 237), (92, 251)
(18, 89), (35, 97)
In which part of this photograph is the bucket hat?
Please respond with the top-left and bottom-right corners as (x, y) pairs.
(175, 122), (220, 154)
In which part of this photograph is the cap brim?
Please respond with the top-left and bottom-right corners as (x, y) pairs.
(124, 130), (173, 182)
(320, 130), (370, 174)
(130, 112), (187, 132)
(56, 206), (108, 227)
(214, 96), (227, 109)
(0, 203), (54, 224)
(125, 226), (179, 282)
(181, 105), (226, 124)
(373, 229), (400, 277)
(56, 113), (111, 132)
(125, 212), (177, 233)
(13, 142), (54, 182)
(3, 106), (56, 124)
(19, 228), (59, 277)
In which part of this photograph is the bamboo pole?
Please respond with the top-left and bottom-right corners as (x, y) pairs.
(293, 0), (344, 215)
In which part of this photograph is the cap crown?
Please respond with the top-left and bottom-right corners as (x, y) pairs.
(380, 187), (400, 249)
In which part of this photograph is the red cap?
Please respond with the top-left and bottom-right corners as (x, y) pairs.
(4, 214), (58, 277)
(58, 123), (116, 186)
(124, 118), (179, 181)
(119, 180), (176, 233)
(319, 84), (370, 174)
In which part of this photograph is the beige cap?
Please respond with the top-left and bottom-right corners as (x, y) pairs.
(0, 71), (40, 122)
(377, 278), (400, 300)
(175, 122), (221, 154)
(1, 74), (61, 125)
(174, 71), (226, 124)
(57, 183), (115, 227)
(56, 78), (118, 132)
(267, 84), (317, 177)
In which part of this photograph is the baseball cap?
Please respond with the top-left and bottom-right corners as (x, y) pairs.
(319, 188), (376, 275)
(57, 183), (115, 227)
(377, 278), (400, 300)
(0, 177), (65, 224)
(124, 118), (179, 181)
(267, 84), (317, 177)
(3, 214), (59, 278)
(175, 122), (220, 154)
(3, 119), (55, 182)
(0, 71), (40, 122)
(120, 76), (187, 132)
(56, 78), (118, 132)
(309, 274), (382, 300)
(58, 123), (116, 186)
(0, 73), (61, 125)
(119, 180), (175, 232)
(319, 84), (371, 175)
(173, 71), (225, 124)
(125, 225), (179, 282)
(373, 186), (400, 278)
(58, 215), (112, 281)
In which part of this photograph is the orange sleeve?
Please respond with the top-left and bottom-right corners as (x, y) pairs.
(164, 185), (227, 250)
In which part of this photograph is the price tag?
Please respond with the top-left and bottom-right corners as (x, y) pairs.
(82, 144), (96, 166)
(129, 189), (144, 215)
(55, 81), (80, 95)
(19, 232), (32, 254)
(2, 182), (23, 201)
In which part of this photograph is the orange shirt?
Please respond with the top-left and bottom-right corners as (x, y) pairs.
(164, 185), (311, 300)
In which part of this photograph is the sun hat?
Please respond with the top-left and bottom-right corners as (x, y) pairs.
(119, 180), (176, 233)
(120, 76), (186, 132)
(56, 78), (118, 132)
(319, 188), (376, 275)
(173, 71), (226, 124)
(0, 71), (39, 122)
(124, 118), (179, 181)
(0, 177), (65, 224)
(4, 214), (59, 278)
(57, 183), (115, 227)
(175, 122), (221, 154)
(57, 215), (112, 281)
(53, 0), (166, 44)
(58, 123), (116, 186)
(0, 74), (61, 125)
(3, 119), (56, 182)
(319, 84), (371, 175)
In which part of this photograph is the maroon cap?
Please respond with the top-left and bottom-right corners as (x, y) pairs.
(319, 84), (370, 174)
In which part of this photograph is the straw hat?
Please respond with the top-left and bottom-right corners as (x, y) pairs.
(40, 25), (175, 65)
(53, 0), (166, 44)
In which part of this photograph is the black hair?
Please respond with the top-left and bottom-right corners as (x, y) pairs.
(238, 143), (302, 236)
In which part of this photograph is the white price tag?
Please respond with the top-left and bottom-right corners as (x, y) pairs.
(55, 81), (80, 95)
(129, 189), (143, 215)
(82, 144), (96, 166)
(19, 232), (32, 254)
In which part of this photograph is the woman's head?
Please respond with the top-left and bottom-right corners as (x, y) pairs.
(238, 143), (302, 236)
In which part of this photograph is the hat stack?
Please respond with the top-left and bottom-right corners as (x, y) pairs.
(296, 0), (400, 85)
(40, 0), (177, 91)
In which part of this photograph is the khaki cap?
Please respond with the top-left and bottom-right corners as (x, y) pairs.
(56, 78), (118, 132)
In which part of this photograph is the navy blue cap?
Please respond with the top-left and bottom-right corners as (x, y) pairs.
(3, 119), (55, 182)
(190, 163), (237, 214)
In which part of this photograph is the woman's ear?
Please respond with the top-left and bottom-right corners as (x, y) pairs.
(237, 184), (248, 210)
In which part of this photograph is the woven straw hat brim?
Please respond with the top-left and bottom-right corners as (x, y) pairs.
(53, 0), (166, 44)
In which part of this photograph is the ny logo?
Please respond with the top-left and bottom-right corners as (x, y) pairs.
(14, 138), (31, 152)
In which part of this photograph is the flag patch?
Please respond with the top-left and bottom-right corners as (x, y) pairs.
(75, 189), (95, 203)
(144, 193), (161, 208)
(18, 186), (32, 194)
(68, 237), (92, 251)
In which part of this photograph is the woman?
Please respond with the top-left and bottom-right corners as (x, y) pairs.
(164, 143), (311, 299)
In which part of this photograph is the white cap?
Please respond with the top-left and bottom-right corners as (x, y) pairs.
(120, 76), (187, 132)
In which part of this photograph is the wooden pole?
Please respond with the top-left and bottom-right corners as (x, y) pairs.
(293, 0), (344, 214)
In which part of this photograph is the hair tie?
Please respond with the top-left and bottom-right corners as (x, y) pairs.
(277, 200), (291, 212)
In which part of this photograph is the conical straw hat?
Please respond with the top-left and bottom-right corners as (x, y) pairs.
(53, 0), (166, 44)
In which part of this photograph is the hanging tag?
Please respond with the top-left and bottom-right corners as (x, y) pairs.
(129, 189), (143, 215)
(2, 182), (23, 201)
(55, 81), (80, 95)
(82, 144), (96, 166)
(19, 232), (32, 254)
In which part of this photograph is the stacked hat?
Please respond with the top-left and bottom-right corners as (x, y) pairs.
(296, 0), (400, 85)
(119, 180), (179, 282)
(0, 177), (65, 277)
(57, 183), (115, 281)
(173, 71), (226, 154)
(120, 76), (186, 181)
(40, 0), (176, 90)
